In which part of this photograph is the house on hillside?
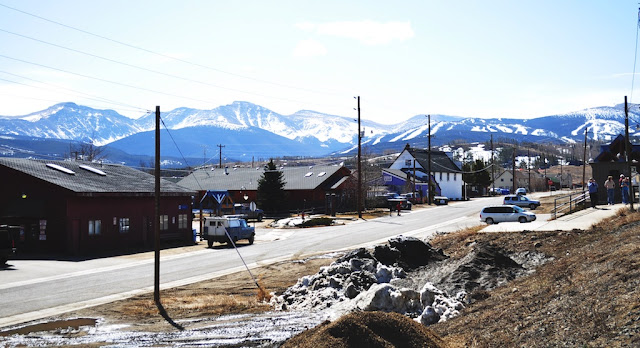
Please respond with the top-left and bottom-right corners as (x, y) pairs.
(493, 169), (549, 193)
(178, 164), (353, 214)
(591, 134), (640, 203)
(384, 144), (464, 201)
(0, 158), (195, 256)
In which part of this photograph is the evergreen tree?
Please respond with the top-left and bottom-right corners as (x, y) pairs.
(257, 159), (287, 214)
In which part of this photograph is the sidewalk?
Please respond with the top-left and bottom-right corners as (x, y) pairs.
(482, 203), (628, 232)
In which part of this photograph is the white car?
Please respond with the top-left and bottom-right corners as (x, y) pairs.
(480, 205), (537, 224)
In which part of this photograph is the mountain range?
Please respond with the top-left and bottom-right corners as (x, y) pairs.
(1, 101), (640, 167)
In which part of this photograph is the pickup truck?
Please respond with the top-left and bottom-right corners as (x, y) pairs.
(233, 203), (264, 221)
(0, 225), (16, 265)
(202, 216), (255, 248)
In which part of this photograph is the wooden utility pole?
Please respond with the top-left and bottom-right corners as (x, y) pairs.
(625, 96), (635, 211)
(491, 135), (495, 194)
(217, 144), (225, 168)
(527, 149), (531, 193)
(582, 126), (588, 191)
(154, 106), (160, 305)
(512, 147), (516, 193)
(356, 96), (362, 219)
(427, 114), (432, 205)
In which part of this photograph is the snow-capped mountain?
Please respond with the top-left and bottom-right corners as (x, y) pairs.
(2, 101), (640, 164)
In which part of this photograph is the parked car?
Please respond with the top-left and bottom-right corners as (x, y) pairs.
(384, 193), (412, 210)
(433, 196), (449, 205)
(201, 216), (255, 248)
(0, 225), (16, 265)
(515, 187), (527, 195)
(233, 203), (264, 221)
(480, 205), (537, 224)
(503, 194), (540, 210)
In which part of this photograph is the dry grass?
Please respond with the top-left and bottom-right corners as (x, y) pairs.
(119, 294), (270, 319)
(431, 209), (640, 347)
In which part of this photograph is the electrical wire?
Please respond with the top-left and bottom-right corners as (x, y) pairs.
(0, 28), (334, 107)
(0, 2), (344, 98)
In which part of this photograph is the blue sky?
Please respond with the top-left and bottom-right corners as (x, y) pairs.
(0, 0), (638, 124)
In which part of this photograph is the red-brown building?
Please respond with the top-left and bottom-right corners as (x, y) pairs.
(178, 164), (353, 214)
(0, 158), (195, 256)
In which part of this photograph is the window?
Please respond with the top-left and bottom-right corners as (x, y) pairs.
(88, 220), (101, 236)
(405, 159), (412, 166)
(160, 215), (169, 231)
(453, 173), (456, 181)
(119, 218), (130, 233)
(439, 172), (442, 180)
(447, 173), (450, 181)
(178, 214), (188, 229)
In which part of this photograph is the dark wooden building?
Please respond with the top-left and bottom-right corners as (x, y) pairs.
(0, 158), (195, 256)
(178, 164), (353, 213)
(590, 134), (640, 203)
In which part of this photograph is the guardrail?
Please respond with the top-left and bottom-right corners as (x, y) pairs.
(551, 191), (589, 219)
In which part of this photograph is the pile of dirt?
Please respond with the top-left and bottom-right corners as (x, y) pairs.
(281, 311), (449, 348)
(273, 235), (536, 326)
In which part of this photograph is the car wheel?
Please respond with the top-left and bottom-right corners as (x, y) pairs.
(486, 217), (494, 225)
(257, 214), (263, 222)
(207, 239), (213, 248)
(529, 204), (537, 210)
(519, 216), (527, 223)
(248, 234), (255, 245)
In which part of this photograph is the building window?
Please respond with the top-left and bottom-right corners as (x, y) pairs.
(500, 178), (504, 182)
(160, 215), (169, 231)
(119, 218), (130, 233)
(447, 173), (450, 181)
(439, 172), (442, 180)
(88, 220), (101, 236)
(178, 214), (188, 229)
(405, 159), (412, 167)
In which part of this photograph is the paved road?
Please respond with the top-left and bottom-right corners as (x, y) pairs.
(0, 196), (624, 328)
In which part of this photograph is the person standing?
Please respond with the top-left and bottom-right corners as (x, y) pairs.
(621, 176), (630, 204)
(604, 176), (616, 205)
(396, 201), (401, 216)
(588, 178), (598, 208)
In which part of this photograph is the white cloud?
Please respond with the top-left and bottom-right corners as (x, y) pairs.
(296, 20), (414, 46)
(293, 39), (327, 58)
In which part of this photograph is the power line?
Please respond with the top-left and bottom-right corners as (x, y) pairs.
(0, 2), (343, 98)
(0, 28), (332, 106)
(0, 53), (217, 105)
(0, 71), (148, 113)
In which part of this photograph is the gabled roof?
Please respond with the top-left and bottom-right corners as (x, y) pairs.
(402, 145), (461, 173)
(0, 158), (193, 196)
(178, 164), (351, 191)
(594, 134), (640, 162)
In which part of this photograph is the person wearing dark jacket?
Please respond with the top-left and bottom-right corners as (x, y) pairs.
(588, 178), (598, 208)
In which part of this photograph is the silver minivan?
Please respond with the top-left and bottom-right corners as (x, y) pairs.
(480, 205), (537, 224)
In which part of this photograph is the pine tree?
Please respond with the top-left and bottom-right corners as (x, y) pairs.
(257, 159), (287, 214)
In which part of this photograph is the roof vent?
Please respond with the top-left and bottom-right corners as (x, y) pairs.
(46, 163), (75, 175)
(305, 172), (313, 177)
(318, 172), (326, 177)
(79, 164), (107, 176)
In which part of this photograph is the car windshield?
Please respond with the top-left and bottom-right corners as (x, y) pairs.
(513, 205), (525, 212)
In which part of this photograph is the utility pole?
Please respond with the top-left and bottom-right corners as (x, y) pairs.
(512, 147), (516, 193)
(491, 134), (495, 195)
(528, 148), (531, 193)
(625, 96), (635, 211)
(582, 126), (588, 192)
(154, 105), (160, 305)
(427, 114), (432, 205)
(356, 96), (362, 219)
(217, 144), (225, 168)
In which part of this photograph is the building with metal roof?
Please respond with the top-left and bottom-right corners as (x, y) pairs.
(178, 164), (353, 214)
(0, 158), (195, 256)
(384, 144), (464, 201)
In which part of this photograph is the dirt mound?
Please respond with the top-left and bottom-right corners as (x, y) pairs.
(281, 311), (449, 348)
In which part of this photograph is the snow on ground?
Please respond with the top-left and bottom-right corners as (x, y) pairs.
(271, 236), (546, 327)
